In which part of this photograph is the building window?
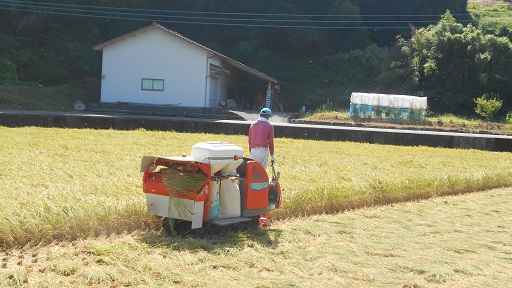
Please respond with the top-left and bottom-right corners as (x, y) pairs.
(142, 78), (164, 91)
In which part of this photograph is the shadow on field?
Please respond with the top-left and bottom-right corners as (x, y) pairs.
(138, 228), (283, 251)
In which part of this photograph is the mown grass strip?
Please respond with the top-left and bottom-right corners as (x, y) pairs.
(1, 126), (511, 248)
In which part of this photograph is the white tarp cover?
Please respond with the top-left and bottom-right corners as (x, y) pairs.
(350, 93), (427, 109)
(349, 92), (427, 120)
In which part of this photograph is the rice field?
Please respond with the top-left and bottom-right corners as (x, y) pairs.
(1, 126), (512, 248)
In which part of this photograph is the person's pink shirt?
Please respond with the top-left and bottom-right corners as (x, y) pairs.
(248, 119), (274, 155)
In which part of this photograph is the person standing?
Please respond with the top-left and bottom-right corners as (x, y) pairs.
(248, 108), (275, 169)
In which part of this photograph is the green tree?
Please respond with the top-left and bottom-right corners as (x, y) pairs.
(474, 93), (502, 121)
(357, 0), (469, 45)
(398, 11), (512, 115)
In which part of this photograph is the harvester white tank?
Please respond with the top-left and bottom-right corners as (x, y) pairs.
(192, 141), (244, 218)
(192, 142), (244, 175)
(191, 141), (244, 162)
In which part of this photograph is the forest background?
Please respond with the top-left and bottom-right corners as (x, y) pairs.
(0, 0), (512, 117)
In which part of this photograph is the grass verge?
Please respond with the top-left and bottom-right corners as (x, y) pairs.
(0, 81), (99, 111)
(300, 110), (512, 135)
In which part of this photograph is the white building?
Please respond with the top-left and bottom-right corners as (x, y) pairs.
(93, 22), (283, 110)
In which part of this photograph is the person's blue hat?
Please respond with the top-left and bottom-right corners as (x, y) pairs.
(260, 108), (272, 116)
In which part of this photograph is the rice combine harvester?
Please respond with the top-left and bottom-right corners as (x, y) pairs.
(141, 141), (282, 233)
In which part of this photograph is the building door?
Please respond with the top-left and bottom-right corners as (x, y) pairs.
(208, 77), (219, 108)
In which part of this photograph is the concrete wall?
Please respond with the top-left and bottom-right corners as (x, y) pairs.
(1, 111), (511, 152)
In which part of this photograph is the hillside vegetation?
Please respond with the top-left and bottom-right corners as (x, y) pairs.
(5, 0), (512, 116)
(0, 82), (99, 111)
(468, 0), (512, 31)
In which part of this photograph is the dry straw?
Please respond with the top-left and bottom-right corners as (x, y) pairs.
(161, 168), (207, 227)
(161, 168), (207, 197)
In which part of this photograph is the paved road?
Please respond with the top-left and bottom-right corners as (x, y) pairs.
(0, 109), (294, 123)
(229, 110), (293, 123)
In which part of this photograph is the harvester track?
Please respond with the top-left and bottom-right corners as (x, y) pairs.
(162, 217), (260, 238)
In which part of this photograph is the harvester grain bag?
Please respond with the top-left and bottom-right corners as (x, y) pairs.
(209, 178), (221, 218)
(220, 176), (241, 218)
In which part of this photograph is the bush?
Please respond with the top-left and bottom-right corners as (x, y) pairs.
(0, 56), (18, 82)
(506, 111), (512, 123)
(314, 100), (336, 113)
(474, 93), (502, 121)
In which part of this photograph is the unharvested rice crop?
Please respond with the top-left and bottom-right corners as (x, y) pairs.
(1, 126), (512, 248)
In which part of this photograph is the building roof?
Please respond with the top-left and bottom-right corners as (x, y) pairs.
(93, 22), (281, 85)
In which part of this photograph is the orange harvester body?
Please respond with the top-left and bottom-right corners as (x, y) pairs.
(141, 142), (282, 230)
